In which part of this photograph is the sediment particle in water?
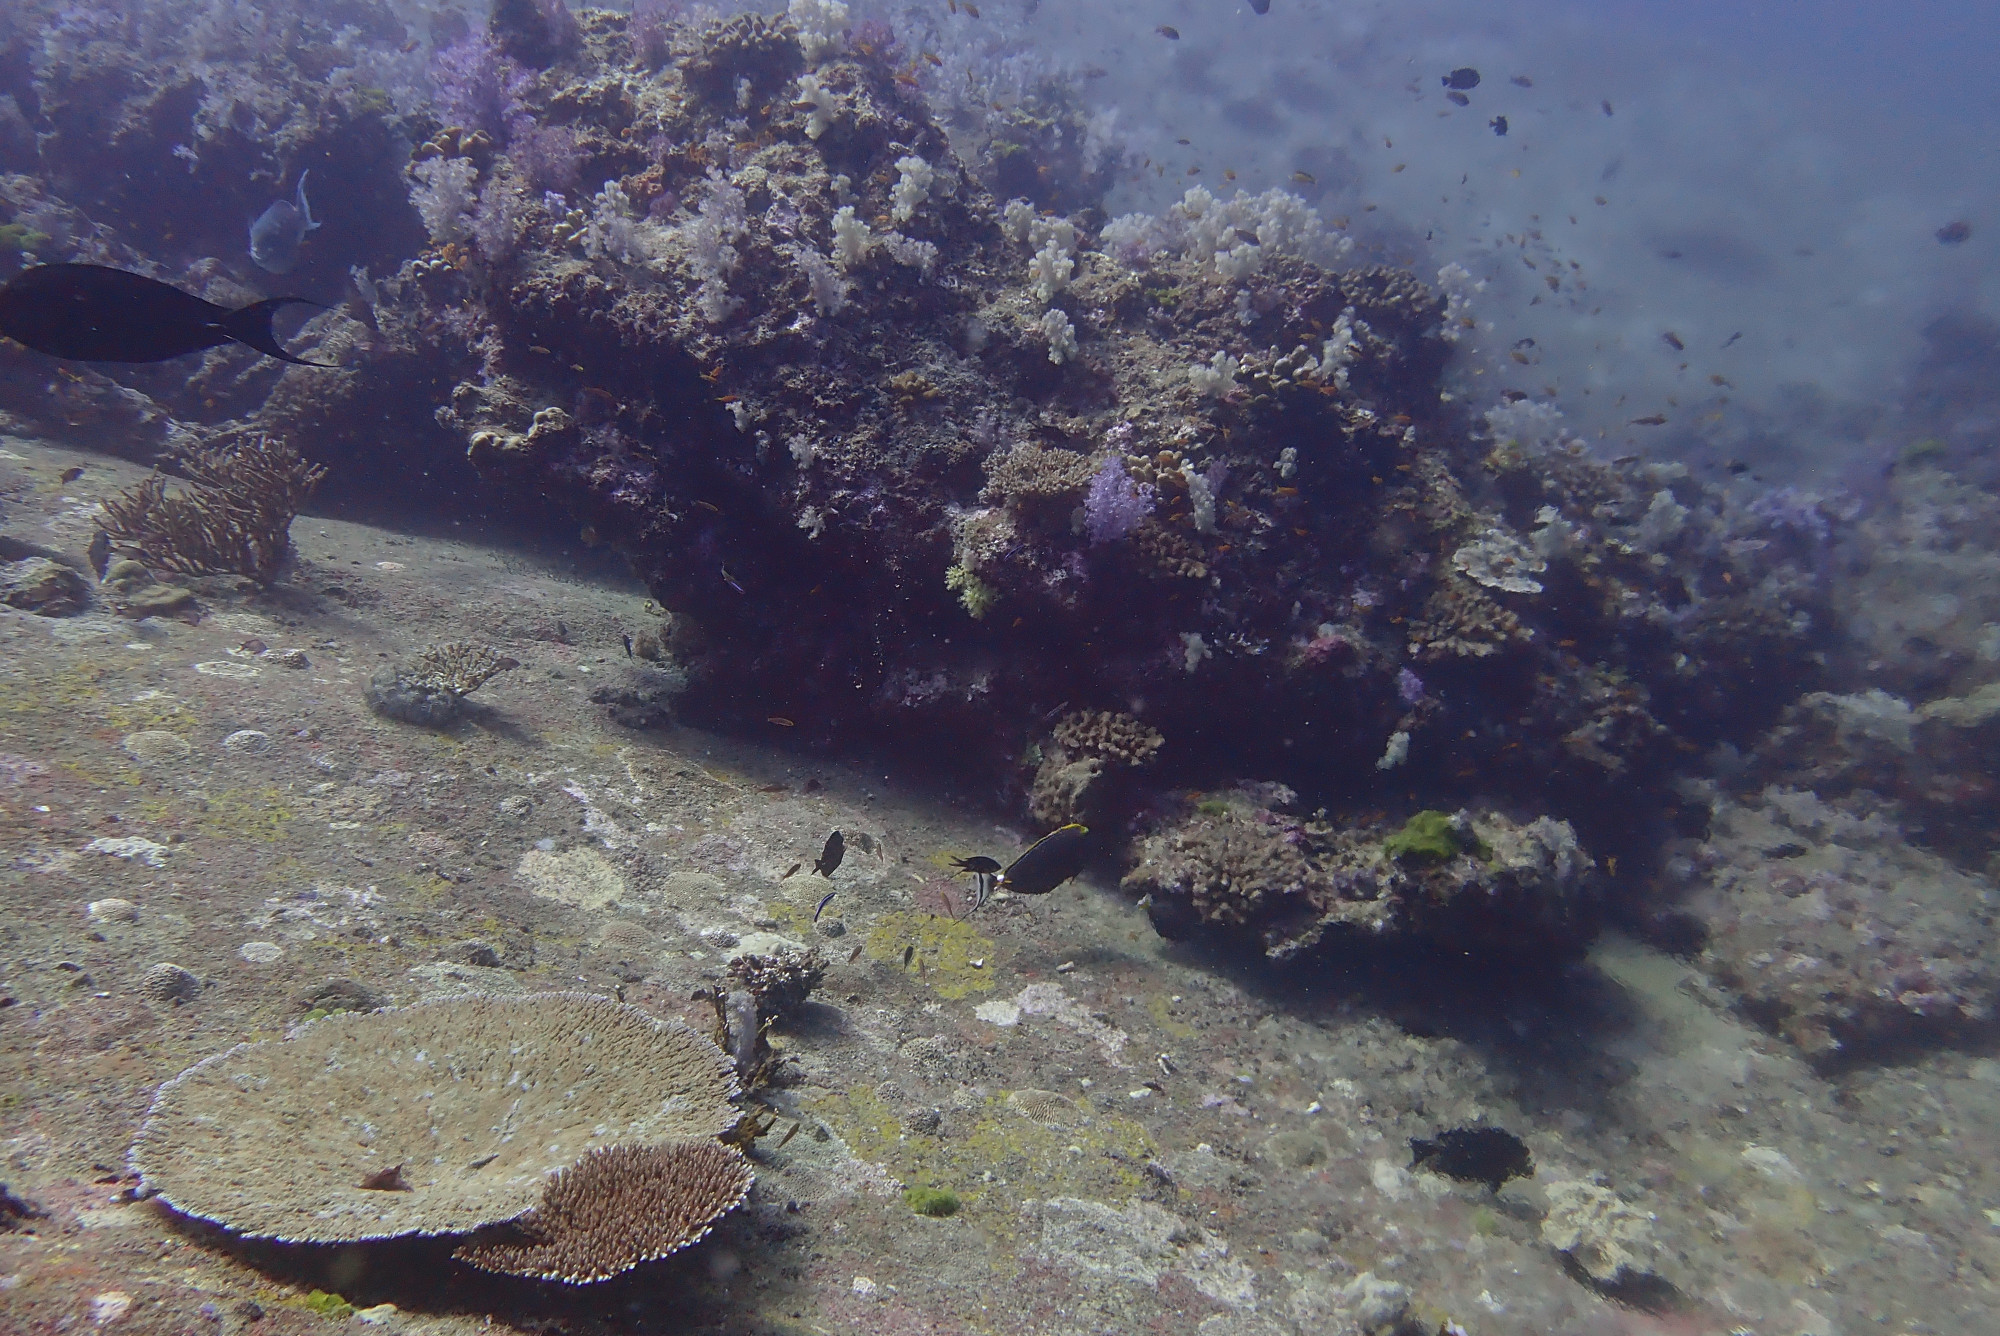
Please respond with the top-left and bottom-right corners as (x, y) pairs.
(454, 1141), (753, 1284)
(131, 993), (741, 1243)
(138, 962), (201, 1005)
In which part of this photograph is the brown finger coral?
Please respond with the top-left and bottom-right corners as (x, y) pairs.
(1050, 710), (1165, 768)
(454, 1141), (754, 1284)
(97, 436), (324, 584)
(129, 992), (740, 1244)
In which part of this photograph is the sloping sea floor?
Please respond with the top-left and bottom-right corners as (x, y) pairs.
(2, 432), (1998, 1336)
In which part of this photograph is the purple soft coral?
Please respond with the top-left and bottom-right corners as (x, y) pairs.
(1084, 456), (1155, 546)
(430, 34), (534, 144)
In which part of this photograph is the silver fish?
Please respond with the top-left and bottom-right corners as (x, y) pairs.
(249, 170), (322, 274)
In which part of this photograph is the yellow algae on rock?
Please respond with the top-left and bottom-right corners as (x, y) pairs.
(516, 847), (625, 911)
(863, 910), (997, 999)
(121, 730), (191, 764)
(808, 1085), (1156, 1230)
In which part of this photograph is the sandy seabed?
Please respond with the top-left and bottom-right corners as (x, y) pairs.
(2, 433), (1996, 1336)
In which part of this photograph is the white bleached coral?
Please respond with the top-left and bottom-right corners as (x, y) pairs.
(1038, 307), (1078, 364)
(890, 154), (933, 225)
(792, 243), (849, 315)
(1483, 396), (1565, 450)
(1452, 527), (1547, 594)
(1188, 350), (1241, 396)
(582, 180), (651, 265)
(410, 156), (477, 244)
(795, 72), (840, 139)
(1100, 186), (1353, 274)
(830, 204), (873, 266)
(1028, 238), (1074, 305)
(1436, 261), (1486, 342)
(681, 172), (748, 323)
(787, 0), (848, 64)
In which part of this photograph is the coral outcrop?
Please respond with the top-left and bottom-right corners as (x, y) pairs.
(215, 10), (1829, 881)
(1124, 788), (1597, 961)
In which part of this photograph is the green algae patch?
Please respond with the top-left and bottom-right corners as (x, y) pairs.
(904, 1185), (960, 1217)
(1383, 810), (1485, 864)
(807, 1084), (1156, 1237)
(863, 910), (997, 999)
(299, 1291), (355, 1319)
(1146, 992), (1196, 1040)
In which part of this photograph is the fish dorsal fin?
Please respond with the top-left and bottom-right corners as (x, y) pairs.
(295, 170), (320, 231)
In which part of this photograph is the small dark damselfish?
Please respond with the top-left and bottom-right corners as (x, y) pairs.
(813, 829), (845, 878)
(0, 263), (333, 366)
(1409, 1126), (1533, 1193)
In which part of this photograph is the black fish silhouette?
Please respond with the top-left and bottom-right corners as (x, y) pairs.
(996, 824), (1090, 896)
(1410, 1127), (1532, 1193)
(813, 829), (844, 878)
(0, 263), (333, 366)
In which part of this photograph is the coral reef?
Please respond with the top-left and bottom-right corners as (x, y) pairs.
(130, 993), (741, 1243)
(96, 436), (323, 583)
(25, 10), (1887, 981)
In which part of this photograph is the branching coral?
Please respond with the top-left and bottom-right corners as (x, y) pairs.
(97, 437), (324, 584)
(1051, 710), (1164, 768)
(407, 642), (518, 698)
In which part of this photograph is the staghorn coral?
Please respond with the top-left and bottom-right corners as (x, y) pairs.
(130, 993), (740, 1244)
(407, 642), (517, 697)
(454, 1141), (752, 1284)
(367, 642), (519, 726)
(96, 437), (324, 584)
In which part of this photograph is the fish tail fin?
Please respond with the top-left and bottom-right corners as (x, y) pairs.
(222, 297), (336, 367)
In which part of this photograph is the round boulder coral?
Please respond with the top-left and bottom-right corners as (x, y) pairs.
(130, 992), (740, 1243)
